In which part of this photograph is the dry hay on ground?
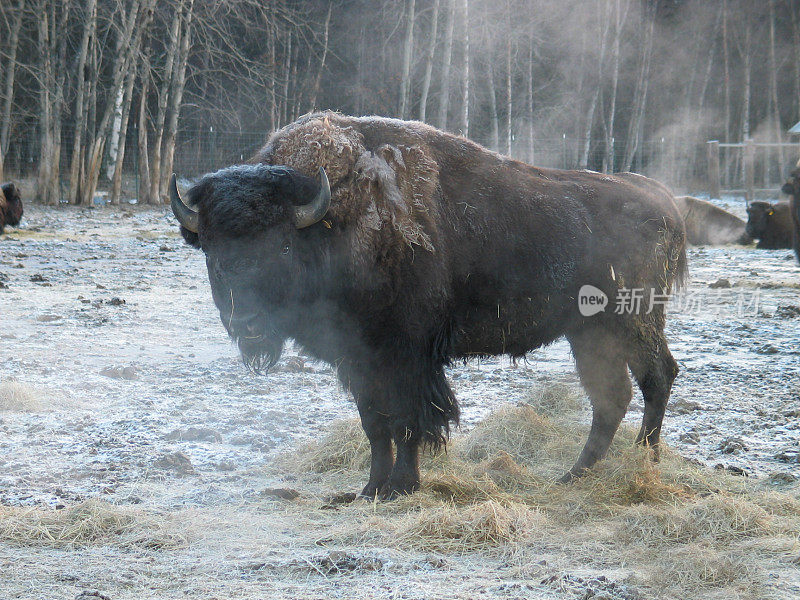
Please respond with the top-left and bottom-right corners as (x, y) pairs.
(0, 500), (188, 550)
(0, 380), (44, 411)
(275, 385), (800, 599)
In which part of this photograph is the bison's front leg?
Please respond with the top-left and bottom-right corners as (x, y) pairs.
(356, 401), (394, 499)
(379, 428), (420, 500)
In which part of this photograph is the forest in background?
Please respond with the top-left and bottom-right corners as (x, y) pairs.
(0, 0), (799, 204)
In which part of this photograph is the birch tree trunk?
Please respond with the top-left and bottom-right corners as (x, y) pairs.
(526, 36), (534, 164)
(722, 0), (731, 143)
(67, 0), (97, 204)
(741, 23), (751, 141)
(790, 1), (800, 122)
(622, 3), (654, 172)
(148, 0), (181, 205)
(436, 0), (455, 130)
(81, 0), (147, 205)
(0, 0), (26, 181)
(487, 60), (499, 152)
(280, 31), (292, 126)
(308, 3), (331, 112)
(580, 1), (611, 169)
(46, 1), (70, 205)
(137, 58), (152, 205)
(768, 0), (784, 169)
(460, 0), (469, 136)
(110, 65), (137, 205)
(35, 1), (54, 204)
(398, 0), (416, 119)
(505, 32), (512, 155)
(107, 85), (126, 181)
(418, 0), (439, 123)
(160, 0), (195, 202)
(602, 0), (629, 174)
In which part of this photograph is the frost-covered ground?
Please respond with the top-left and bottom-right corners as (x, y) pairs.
(0, 202), (798, 599)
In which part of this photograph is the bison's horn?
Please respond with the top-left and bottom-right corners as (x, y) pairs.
(170, 173), (198, 233)
(293, 167), (331, 229)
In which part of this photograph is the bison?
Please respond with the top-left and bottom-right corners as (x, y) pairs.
(780, 163), (800, 263)
(0, 182), (23, 234)
(171, 113), (687, 499)
(672, 195), (751, 246)
(745, 200), (794, 249)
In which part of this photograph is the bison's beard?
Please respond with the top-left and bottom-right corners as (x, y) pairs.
(237, 334), (284, 375)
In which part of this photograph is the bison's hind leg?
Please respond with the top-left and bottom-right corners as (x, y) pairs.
(562, 327), (633, 482)
(627, 329), (679, 460)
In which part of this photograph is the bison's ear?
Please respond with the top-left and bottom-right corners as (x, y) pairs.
(768, 209), (775, 216)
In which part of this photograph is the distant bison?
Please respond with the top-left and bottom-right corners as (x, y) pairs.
(0, 182), (23, 234)
(172, 112), (687, 498)
(745, 200), (794, 249)
(780, 164), (800, 262)
(673, 196), (750, 246)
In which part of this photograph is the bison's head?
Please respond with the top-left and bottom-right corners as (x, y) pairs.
(172, 164), (331, 373)
(745, 201), (775, 239)
(781, 165), (800, 197)
(1, 182), (23, 228)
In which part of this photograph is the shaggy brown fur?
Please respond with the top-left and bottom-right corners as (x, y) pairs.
(745, 200), (794, 249)
(672, 196), (750, 246)
(0, 182), (23, 234)
(781, 167), (800, 262)
(179, 112), (687, 498)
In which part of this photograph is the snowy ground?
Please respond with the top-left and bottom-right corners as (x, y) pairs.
(0, 202), (798, 599)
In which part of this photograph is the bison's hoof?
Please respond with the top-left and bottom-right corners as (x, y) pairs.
(377, 479), (419, 501)
(359, 482), (383, 501)
(558, 469), (586, 484)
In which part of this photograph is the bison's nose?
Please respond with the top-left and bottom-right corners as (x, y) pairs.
(224, 311), (264, 336)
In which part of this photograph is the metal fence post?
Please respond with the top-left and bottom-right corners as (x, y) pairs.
(706, 140), (720, 199)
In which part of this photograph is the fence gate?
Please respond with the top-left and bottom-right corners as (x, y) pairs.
(706, 139), (800, 201)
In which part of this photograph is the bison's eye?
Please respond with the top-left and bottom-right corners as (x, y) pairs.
(281, 243), (291, 255)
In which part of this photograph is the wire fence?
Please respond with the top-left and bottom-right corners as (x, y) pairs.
(2, 125), (794, 203)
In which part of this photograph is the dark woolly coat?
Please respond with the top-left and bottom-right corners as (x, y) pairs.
(184, 112), (685, 448)
(745, 200), (794, 249)
(673, 196), (750, 246)
(781, 170), (800, 262)
(0, 182), (22, 234)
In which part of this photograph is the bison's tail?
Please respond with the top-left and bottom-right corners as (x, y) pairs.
(674, 241), (689, 291)
(669, 226), (689, 293)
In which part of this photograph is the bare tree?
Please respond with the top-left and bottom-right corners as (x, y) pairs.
(418, 0), (440, 123)
(436, 0), (455, 130)
(109, 61), (138, 205)
(81, 0), (150, 205)
(398, 0), (416, 118)
(137, 54), (151, 204)
(601, 0), (630, 173)
(308, 3), (332, 112)
(0, 0), (26, 181)
(768, 0), (784, 168)
(504, 27), (512, 155)
(460, 0), (470, 136)
(622, 2), (655, 172)
(159, 0), (194, 202)
(486, 59), (499, 152)
(66, 0), (97, 204)
(580, 0), (612, 169)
